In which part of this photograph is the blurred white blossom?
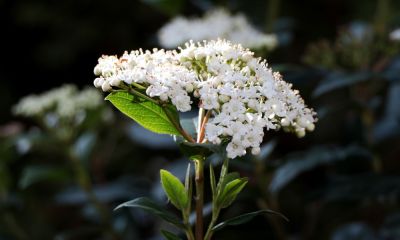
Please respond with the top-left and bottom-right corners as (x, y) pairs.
(94, 39), (316, 158)
(158, 9), (278, 50)
(13, 85), (103, 120)
(389, 28), (400, 41)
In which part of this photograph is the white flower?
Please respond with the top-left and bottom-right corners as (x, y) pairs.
(158, 8), (278, 50)
(389, 28), (400, 41)
(13, 85), (103, 123)
(93, 39), (317, 158)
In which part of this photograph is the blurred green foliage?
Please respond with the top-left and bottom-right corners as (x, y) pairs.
(2, 0), (400, 239)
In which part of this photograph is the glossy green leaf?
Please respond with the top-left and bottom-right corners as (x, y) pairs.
(217, 172), (240, 195)
(212, 210), (289, 232)
(114, 197), (184, 229)
(161, 230), (182, 240)
(105, 91), (180, 135)
(160, 169), (189, 210)
(218, 178), (248, 208)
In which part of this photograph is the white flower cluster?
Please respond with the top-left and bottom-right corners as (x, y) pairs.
(93, 39), (316, 158)
(13, 84), (103, 119)
(390, 28), (400, 41)
(158, 8), (278, 50)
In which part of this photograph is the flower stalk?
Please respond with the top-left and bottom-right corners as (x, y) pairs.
(194, 157), (205, 240)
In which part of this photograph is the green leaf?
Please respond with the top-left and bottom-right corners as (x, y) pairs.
(323, 174), (400, 202)
(160, 169), (189, 210)
(177, 141), (223, 158)
(105, 91), (180, 135)
(312, 71), (376, 98)
(212, 210), (289, 232)
(114, 197), (184, 229)
(218, 178), (248, 208)
(161, 230), (182, 240)
(269, 145), (372, 193)
(217, 172), (240, 195)
(19, 166), (70, 189)
(184, 163), (192, 211)
(210, 164), (216, 198)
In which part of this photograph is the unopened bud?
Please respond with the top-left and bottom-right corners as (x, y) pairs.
(295, 128), (306, 138)
(251, 147), (261, 155)
(101, 81), (112, 92)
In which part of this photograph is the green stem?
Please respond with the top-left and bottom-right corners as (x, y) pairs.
(163, 107), (196, 143)
(374, 0), (390, 37)
(184, 224), (195, 240)
(1, 212), (29, 240)
(204, 211), (219, 240)
(68, 149), (119, 240)
(204, 157), (229, 240)
(266, 0), (281, 32)
(194, 157), (205, 240)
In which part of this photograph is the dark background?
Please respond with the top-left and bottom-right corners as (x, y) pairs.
(2, 0), (400, 240)
(2, 0), (395, 122)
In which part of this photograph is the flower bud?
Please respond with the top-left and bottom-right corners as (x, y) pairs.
(306, 122), (315, 131)
(110, 78), (121, 87)
(93, 78), (102, 88)
(296, 117), (308, 128)
(101, 81), (112, 92)
(94, 65), (102, 76)
(185, 83), (194, 92)
(194, 51), (206, 60)
(251, 147), (261, 155)
(295, 128), (306, 138)
(241, 53), (253, 62)
(280, 118), (290, 127)
(159, 94), (168, 101)
(219, 94), (230, 103)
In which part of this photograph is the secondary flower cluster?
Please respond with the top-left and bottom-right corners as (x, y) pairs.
(94, 39), (316, 158)
(13, 84), (102, 121)
(158, 8), (278, 50)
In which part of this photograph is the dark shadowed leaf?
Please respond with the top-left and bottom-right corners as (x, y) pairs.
(322, 174), (400, 202)
(269, 145), (372, 193)
(19, 165), (70, 189)
(141, 0), (185, 16)
(176, 141), (224, 158)
(114, 197), (184, 229)
(256, 139), (277, 162)
(313, 71), (376, 98)
(161, 230), (182, 240)
(72, 132), (96, 161)
(373, 82), (400, 142)
(212, 209), (289, 232)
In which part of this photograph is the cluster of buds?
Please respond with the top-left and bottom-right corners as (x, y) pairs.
(158, 8), (278, 50)
(94, 39), (316, 158)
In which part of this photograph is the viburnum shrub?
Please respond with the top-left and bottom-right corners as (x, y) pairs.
(93, 39), (316, 240)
